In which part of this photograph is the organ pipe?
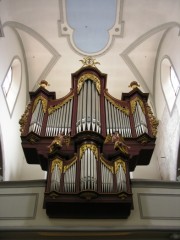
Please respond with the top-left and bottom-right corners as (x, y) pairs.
(80, 145), (97, 191)
(64, 161), (76, 192)
(50, 160), (62, 192)
(76, 80), (101, 134)
(29, 100), (44, 135)
(105, 97), (132, 137)
(133, 101), (148, 136)
(45, 98), (73, 136)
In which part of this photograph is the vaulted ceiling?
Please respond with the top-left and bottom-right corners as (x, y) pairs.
(1, 0), (180, 107)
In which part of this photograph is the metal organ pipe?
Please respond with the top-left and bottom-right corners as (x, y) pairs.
(105, 98), (132, 137)
(87, 81), (91, 131)
(116, 164), (126, 192)
(92, 82), (96, 131)
(64, 161), (76, 193)
(29, 100), (44, 135)
(76, 80), (101, 133)
(133, 101), (148, 136)
(100, 161), (113, 193)
(80, 148), (97, 191)
(51, 164), (61, 192)
(45, 98), (73, 136)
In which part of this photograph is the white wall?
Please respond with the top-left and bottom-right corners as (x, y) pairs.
(154, 27), (180, 180)
(0, 26), (45, 181)
(0, 180), (180, 233)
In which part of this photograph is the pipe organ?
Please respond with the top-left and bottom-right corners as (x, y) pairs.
(19, 57), (158, 219)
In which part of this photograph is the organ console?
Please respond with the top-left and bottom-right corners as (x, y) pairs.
(19, 57), (158, 218)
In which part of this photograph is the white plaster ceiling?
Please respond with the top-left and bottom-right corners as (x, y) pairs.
(1, 0), (180, 108)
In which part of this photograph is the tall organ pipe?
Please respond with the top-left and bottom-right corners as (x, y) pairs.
(80, 148), (97, 191)
(76, 80), (100, 133)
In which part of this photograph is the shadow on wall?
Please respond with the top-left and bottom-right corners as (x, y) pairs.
(0, 139), (3, 181)
(177, 140), (180, 181)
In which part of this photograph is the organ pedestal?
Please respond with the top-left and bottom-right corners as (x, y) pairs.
(19, 59), (158, 218)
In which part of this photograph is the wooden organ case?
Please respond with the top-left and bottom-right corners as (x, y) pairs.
(19, 58), (158, 219)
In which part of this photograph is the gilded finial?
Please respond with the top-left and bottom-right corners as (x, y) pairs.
(39, 80), (50, 89)
(128, 81), (140, 89)
(80, 56), (100, 68)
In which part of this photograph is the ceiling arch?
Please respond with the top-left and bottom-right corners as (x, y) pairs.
(3, 21), (61, 90)
(120, 22), (180, 107)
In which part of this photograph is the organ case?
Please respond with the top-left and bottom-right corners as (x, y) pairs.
(20, 60), (158, 218)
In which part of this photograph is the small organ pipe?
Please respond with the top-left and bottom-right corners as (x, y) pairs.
(29, 100), (44, 135)
(81, 154), (85, 190)
(68, 99), (73, 133)
(51, 164), (61, 192)
(45, 97), (73, 137)
(114, 106), (118, 132)
(64, 161), (76, 192)
(82, 82), (87, 131)
(87, 81), (91, 131)
(105, 99), (109, 135)
(87, 148), (90, 189)
(101, 161), (113, 193)
(108, 101), (112, 134)
(92, 83), (96, 131)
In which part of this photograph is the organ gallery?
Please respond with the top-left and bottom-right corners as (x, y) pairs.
(19, 57), (158, 218)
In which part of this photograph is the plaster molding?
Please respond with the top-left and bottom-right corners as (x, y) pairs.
(3, 21), (61, 91)
(58, 0), (125, 56)
(0, 193), (38, 220)
(138, 193), (180, 220)
(121, 22), (180, 109)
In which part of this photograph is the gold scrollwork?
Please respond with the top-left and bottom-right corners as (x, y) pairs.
(19, 102), (31, 133)
(130, 97), (145, 114)
(105, 94), (130, 115)
(145, 103), (159, 136)
(63, 156), (77, 173)
(79, 56), (100, 68)
(77, 73), (101, 94)
(32, 96), (47, 113)
(51, 158), (63, 173)
(79, 144), (98, 160)
(48, 94), (74, 115)
(100, 156), (114, 173)
(114, 159), (126, 174)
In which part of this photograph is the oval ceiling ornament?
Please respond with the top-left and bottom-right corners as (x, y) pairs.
(58, 0), (124, 55)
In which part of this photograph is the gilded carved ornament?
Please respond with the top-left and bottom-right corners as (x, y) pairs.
(19, 103), (31, 133)
(79, 144), (98, 160)
(114, 159), (126, 174)
(130, 97), (145, 114)
(145, 103), (159, 136)
(48, 94), (74, 115)
(32, 96), (47, 113)
(105, 94), (130, 115)
(79, 56), (100, 68)
(128, 81), (140, 89)
(51, 159), (63, 173)
(77, 73), (101, 94)
(39, 80), (50, 89)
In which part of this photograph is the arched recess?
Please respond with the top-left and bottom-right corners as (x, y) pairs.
(1, 57), (22, 116)
(161, 57), (180, 113)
